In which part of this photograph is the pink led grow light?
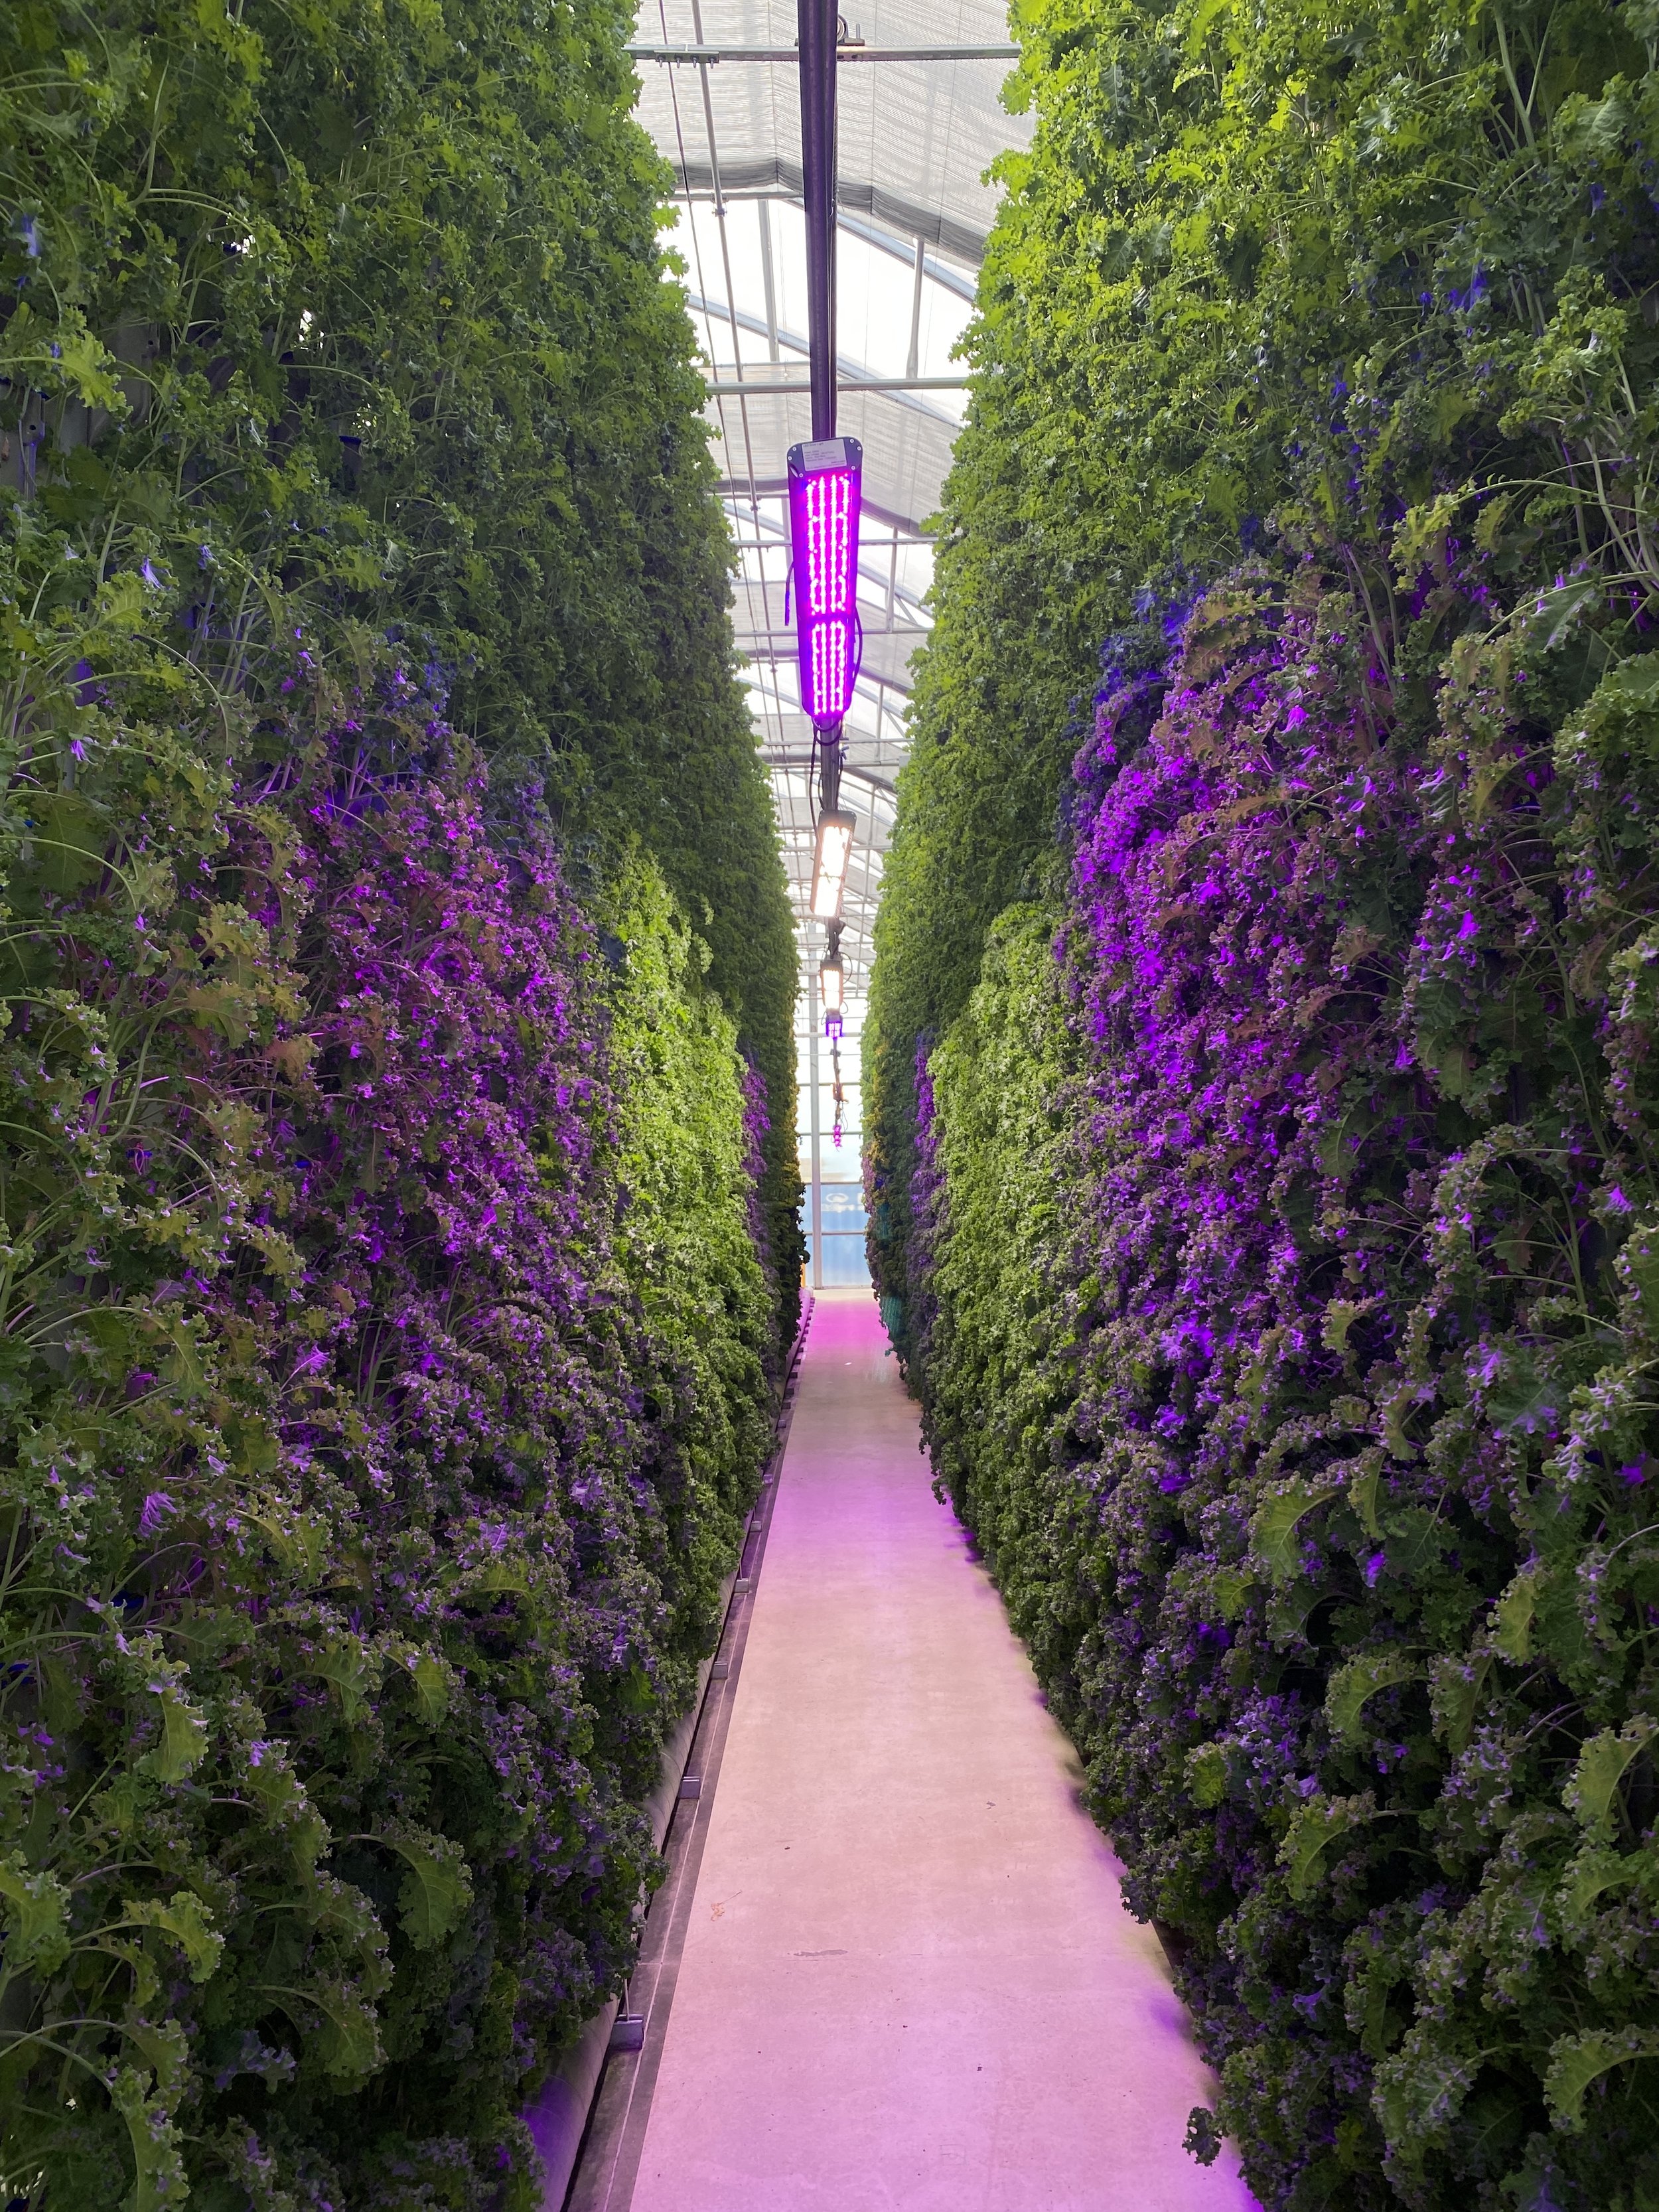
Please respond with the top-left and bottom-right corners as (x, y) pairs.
(787, 436), (863, 727)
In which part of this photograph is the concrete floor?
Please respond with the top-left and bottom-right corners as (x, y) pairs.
(629, 1290), (1261, 2212)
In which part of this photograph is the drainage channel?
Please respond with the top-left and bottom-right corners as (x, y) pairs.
(555, 1299), (813, 2212)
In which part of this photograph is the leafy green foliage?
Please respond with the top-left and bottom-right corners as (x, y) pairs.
(886, 11), (1659, 2199)
(1, 0), (798, 1315)
(914, 589), (1659, 2207)
(0, 0), (791, 2201)
(0, 646), (778, 2206)
(869, 0), (1656, 1341)
(595, 852), (780, 1666)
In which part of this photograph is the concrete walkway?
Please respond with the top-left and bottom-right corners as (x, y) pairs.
(628, 1290), (1260, 2212)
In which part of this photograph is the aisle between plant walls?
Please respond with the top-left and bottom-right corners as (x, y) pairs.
(872, 0), (1659, 2207)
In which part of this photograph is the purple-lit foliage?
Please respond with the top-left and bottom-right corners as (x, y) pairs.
(0, 656), (776, 2207)
(882, 7), (1659, 2202)
(916, 569), (1659, 2209)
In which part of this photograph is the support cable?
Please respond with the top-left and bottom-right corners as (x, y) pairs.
(660, 0), (781, 773)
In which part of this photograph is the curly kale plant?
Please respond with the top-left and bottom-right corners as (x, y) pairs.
(869, 0), (1659, 1353)
(0, 0), (790, 2198)
(0, 651), (776, 2206)
(883, 8), (1659, 2198)
(915, 571), (1659, 2209)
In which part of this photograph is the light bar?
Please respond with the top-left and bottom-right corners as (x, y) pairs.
(818, 953), (844, 1014)
(787, 437), (863, 728)
(810, 808), (856, 921)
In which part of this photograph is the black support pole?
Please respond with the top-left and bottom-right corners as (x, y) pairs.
(797, 0), (837, 439)
(797, 0), (845, 828)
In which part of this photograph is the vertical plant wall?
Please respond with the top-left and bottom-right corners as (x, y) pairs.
(2, 0), (798, 1306)
(1, 3), (793, 2205)
(877, 2), (1659, 2207)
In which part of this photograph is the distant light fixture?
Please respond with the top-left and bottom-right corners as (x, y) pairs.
(810, 808), (855, 921)
(787, 437), (863, 728)
(826, 1009), (844, 1041)
(818, 953), (844, 1014)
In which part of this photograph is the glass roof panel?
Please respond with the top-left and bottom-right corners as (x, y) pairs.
(632, 0), (1027, 261)
(628, 2), (1028, 1276)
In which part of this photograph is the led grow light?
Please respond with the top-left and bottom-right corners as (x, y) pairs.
(810, 808), (856, 921)
(788, 437), (863, 728)
(818, 953), (844, 1015)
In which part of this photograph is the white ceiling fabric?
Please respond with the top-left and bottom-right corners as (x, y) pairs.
(628, 1), (1029, 1142)
(705, 377), (960, 548)
(634, 0), (1023, 262)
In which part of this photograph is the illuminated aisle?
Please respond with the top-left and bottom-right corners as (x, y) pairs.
(627, 1293), (1260, 2212)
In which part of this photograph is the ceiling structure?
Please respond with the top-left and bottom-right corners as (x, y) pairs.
(629, 0), (1030, 1036)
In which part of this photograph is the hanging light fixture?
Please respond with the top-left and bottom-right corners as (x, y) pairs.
(788, 437), (863, 729)
(810, 807), (855, 920)
(818, 952), (844, 1015)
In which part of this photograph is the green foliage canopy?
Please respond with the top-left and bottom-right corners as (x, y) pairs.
(0, 0), (796, 2199)
(869, 0), (1656, 1333)
(2, 0), (799, 1296)
(881, 0), (1659, 2203)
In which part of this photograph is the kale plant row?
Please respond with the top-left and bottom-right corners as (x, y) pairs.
(1, 1), (792, 2203)
(875, 0), (1659, 2205)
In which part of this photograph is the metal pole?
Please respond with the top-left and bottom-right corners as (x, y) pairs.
(818, 721), (843, 815)
(808, 997), (824, 1290)
(906, 235), (925, 382)
(758, 198), (780, 362)
(796, 0), (837, 439)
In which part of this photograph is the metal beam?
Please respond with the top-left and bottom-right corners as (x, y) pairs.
(685, 293), (965, 423)
(762, 751), (897, 795)
(739, 646), (916, 694)
(630, 43), (1019, 62)
(678, 198), (976, 296)
(706, 374), (965, 394)
(747, 659), (916, 694)
(717, 477), (930, 539)
(836, 210), (976, 300)
(906, 235), (925, 382)
(685, 289), (807, 362)
(667, 165), (992, 267)
(730, 553), (931, 622)
(738, 623), (928, 642)
(758, 198), (780, 362)
(727, 528), (933, 548)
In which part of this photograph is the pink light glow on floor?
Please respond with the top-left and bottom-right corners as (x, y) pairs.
(628, 1291), (1262, 2212)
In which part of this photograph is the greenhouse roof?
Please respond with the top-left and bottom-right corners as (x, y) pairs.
(628, 0), (1031, 1023)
